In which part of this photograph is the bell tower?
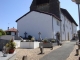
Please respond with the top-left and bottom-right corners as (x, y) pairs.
(30, 0), (61, 18)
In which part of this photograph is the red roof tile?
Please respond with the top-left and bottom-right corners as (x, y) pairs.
(5, 28), (17, 32)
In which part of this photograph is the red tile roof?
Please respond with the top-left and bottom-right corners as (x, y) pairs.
(5, 28), (17, 32)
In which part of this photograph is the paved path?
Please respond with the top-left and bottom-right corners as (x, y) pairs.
(40, 41), (75, 60)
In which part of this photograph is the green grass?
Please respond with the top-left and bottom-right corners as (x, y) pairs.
(0, 32), (2, 36)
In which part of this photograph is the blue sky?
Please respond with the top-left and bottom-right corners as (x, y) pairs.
(0, 0), (79, 30)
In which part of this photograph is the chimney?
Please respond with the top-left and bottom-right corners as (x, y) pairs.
(13, 27), (14, 29)
(8, 27), (9, 30)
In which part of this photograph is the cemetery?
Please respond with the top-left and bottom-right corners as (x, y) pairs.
(0, 0), (79, 59)
(0, 34), (58, 60)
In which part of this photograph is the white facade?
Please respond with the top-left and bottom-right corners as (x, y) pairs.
(14, 40), (20, 48)
(20, 42), (40, 49)
(60, 12), (77, 40)
(11, 32), (15, 36)
(17, 11), (60, 40)
(72, 23), (77, 34)
(16, 11), (77, 41)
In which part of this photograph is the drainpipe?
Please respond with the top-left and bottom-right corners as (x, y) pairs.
(59, 13), (62, 41)
(64, 16), (66, 41)
(72, 23), (73, 38)
(60, 20), (62, 41)
(52, 16), (54, 39)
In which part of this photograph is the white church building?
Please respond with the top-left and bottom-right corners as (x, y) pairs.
(16, 0), (78, 41)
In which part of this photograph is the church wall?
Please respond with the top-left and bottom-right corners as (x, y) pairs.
(17, 11), (61, 40)
(60, 13), (65, 41)
(61, 13), (73, 41)
(72, 23), (77, 35)
(65, 17), (72, 40)
(17, 11), (59, 40)
(53, 17), (60, 39)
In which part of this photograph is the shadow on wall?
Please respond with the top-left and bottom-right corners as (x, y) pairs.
(0, 35), (14, 51)
(0, 35), (14, 40)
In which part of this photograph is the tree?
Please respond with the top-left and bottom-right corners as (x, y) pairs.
(0, 29), (6, 36)
(28, 35), (32, 40)
(0, 32), (2, 36)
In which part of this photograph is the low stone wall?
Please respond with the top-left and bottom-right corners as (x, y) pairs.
(39, 42), (57, 48)
(14, 40), (20, 48)
(0, 35), (13, 40)
(20, 42), (40, 49)
(0, 39), (10, 51)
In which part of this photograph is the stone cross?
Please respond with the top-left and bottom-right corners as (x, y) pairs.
(24, 32), (27, 38)
(38, 32), (42, 40)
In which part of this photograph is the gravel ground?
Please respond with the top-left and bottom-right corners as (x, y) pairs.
(15, 41), (79, 60)
(66, 45), (80, 60)
(15, 46), (61, 60)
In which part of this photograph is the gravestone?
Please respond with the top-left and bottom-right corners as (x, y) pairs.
(38, 32), (42, 41)
(79, 57), (80, 60)
(75, 49), (79, 56)
(22, 55), (27, 60)
(40, 46), (44, 54)
(51, 44), (53, 50)
(24, 32), (27, 39)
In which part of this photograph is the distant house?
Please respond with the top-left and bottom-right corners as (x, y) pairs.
(5, 27), (18, 36)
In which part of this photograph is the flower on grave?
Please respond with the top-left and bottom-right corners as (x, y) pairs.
(43, 39), (48, 43)
(31, 37), (35, 40)
(51, 40), (55, 43)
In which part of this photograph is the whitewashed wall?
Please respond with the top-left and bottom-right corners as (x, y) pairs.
(11, 32), (15, 36)
(14, 40), (20, 48)
(20, 42), (40, 49)
(60, 13), (65, 40)
(61, 13), (73, 40)
(65, 18), (72, 40)
(17, 11), (60, 40)
(53, 17), (60, 39)
(72, 23), (77, 34)
(17, 11), (77, 41)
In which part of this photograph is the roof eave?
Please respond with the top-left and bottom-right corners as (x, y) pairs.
(16, 11), (31, 22)
(61, 8), (78, 26)
(16, 10), (61, 22)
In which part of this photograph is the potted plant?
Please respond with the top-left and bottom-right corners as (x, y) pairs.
(51, 40), (55, 43)
(6, 39), (16, 54)
(43, 40), (48, 43)
(26, 40), (29, 42)
(21, 40), (24, 42)
(31, 37), (35, 42)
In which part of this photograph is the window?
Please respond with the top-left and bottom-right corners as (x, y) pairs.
(57, 21), (60, 26)
(69, 22), (70, 24)
(66, 24), (68, 28)
(66, 24), (67, 27)
(61, 14), (63, 19)
(67, 20), (68, 23)
(63, 24), (65, 31)
(63, 31), (64, 34)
